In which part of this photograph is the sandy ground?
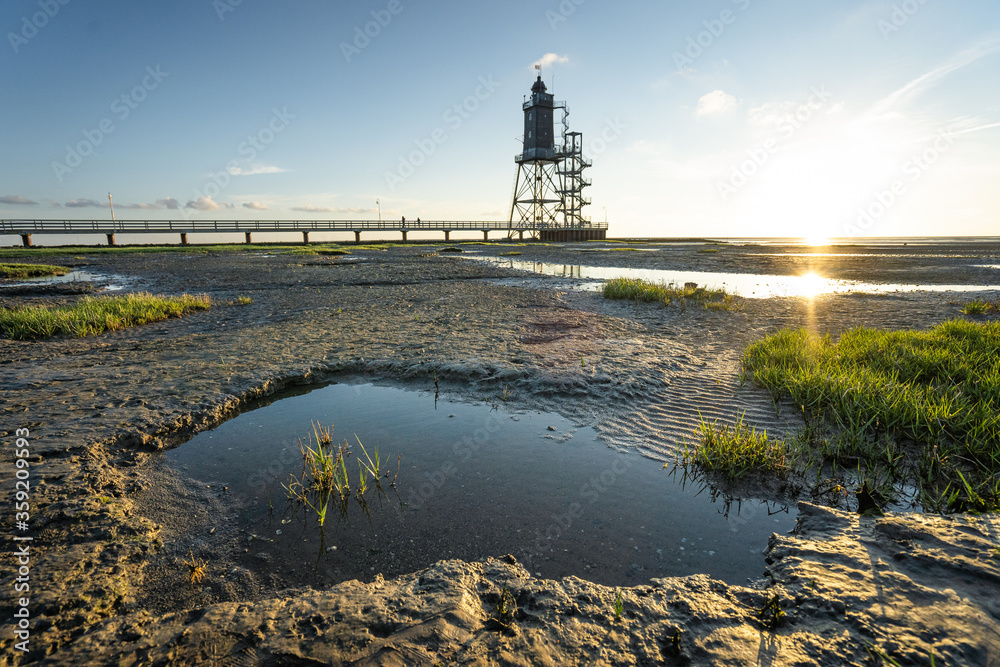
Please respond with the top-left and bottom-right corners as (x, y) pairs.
(1, 240), (998, 665)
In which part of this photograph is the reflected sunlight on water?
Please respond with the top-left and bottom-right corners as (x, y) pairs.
(468, 257), (1000, 299)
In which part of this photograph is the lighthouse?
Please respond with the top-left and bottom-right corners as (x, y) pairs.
(509, 75), (603, 241)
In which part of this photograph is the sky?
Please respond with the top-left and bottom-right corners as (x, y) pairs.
(2, 0), (999, 243)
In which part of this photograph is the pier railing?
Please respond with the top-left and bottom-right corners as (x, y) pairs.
(1, 219), (609, 246)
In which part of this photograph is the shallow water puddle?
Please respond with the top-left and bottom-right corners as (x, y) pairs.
(468, 257), (1000, 298)
(166, 382), (795, 587)
(5, 269), (129, 290)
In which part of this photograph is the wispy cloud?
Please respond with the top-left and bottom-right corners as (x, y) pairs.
(697, 90), (739, 116)
(291, 204), (333, 213)
(866, 38), (1000, 121)
(65, 198), (104, 208)
(0, 195), (38, 205)
(123, 198), (181, 210)
(242, 201), (268, 210)
(185, 195), (234, 210)
(291, 204), (375, 214)
(228, 165), (288, 176)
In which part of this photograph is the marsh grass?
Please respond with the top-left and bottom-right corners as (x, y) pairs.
(0, 292), (212, 340)
(681, 415), (791, 481)
(741, 320), (1000, 512)
(603, 277), (739, 311)
(284, 423), (398, 527)
(0, 262), (70, 279)
(962, 298), (1000, 315)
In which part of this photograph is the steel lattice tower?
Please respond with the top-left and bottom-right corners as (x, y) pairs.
(509, 75), (600, 241)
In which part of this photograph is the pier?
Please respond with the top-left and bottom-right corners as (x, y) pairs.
(1, 219), (607, 247)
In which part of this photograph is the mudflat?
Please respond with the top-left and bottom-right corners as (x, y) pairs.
(1, 240), (998, 665)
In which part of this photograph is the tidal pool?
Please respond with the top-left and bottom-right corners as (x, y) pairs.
(467, 257), (1000, 298)
(4, 269), (128, 290)
(166, 382), (795, 587)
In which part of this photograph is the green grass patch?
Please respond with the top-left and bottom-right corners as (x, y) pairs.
(603, 277), (739, 311)
(741, 320), (1000, 512)
(962, 299), (1000, 315)
(0, 292), (212, 339)
(0, 262), (71, 279)
(499, 251), (522, 256)
(698, 248), (719, 253)
(680, 415), (791, 481)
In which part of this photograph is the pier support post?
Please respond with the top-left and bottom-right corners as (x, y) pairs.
(245, 232), (252, 244)
(483, 230), (489, 241)
(354, 231), (361, 243)
(444, 230), (450, 242)
(519, 230), (524, 240)
(180, 233), (188, 246)
(20, 234), (32, 248)
(302, 231), (309, 244)
(401, 230), (407, 242)
(106, 233), (116, 246)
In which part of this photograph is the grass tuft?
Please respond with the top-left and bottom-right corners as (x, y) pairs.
(283, 423), (399, 526)
(962, 298), (1000, 315)
(756, 593), (786, 631)
(0, 292), (211, 339)
(0, 262), (70, 279)
(603, 277), (739, 311)
(681, 415), (791, 481)
(183, 551), (208, 586)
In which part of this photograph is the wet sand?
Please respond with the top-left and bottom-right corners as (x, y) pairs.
(1, 239), (998, 665)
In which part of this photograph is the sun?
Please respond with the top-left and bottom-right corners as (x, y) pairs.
(804, 235), (829, 247)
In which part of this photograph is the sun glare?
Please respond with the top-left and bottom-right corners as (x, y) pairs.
(798, 272), (829, 299)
